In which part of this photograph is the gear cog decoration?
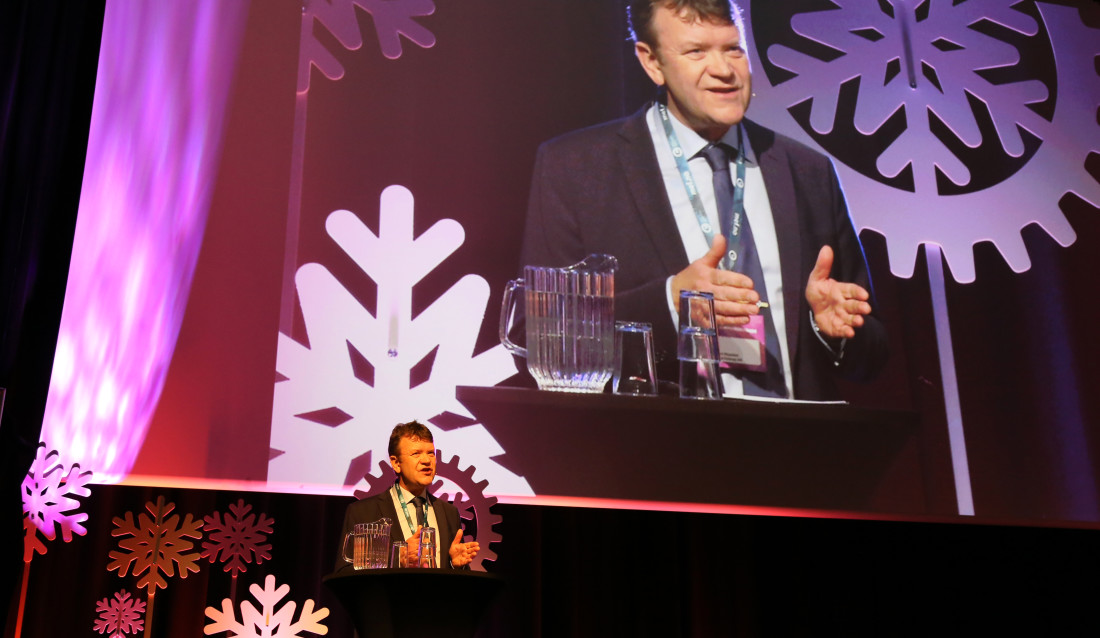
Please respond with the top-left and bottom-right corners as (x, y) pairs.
(431, 450), (503, 571)
(745, 0), (1099, 282)
(353, 449), (503, 572)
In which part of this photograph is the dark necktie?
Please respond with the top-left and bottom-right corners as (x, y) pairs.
(701, 143), (788, 398)
(412, 495), (427, 527)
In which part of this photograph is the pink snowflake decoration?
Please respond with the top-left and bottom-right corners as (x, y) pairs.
(202, 499), (274, 576)
(22, 443), (92, 561)
(93, 590), (146, 637)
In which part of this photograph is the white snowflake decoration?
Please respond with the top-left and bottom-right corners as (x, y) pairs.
(270, 185), (531, 498)
(22, 443), (92, 561)
(747, 1), (1099, 282)
(93, 590), (146, 637)
(298, 0), (436, 92)
(204, 574), (329, 637)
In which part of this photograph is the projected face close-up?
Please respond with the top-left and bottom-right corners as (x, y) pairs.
(37, 0), (1100, 527)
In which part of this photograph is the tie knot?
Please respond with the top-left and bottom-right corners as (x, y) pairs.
(701, 143), (734, 172)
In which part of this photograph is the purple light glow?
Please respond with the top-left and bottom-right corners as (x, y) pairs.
(40, 0), (250, 482)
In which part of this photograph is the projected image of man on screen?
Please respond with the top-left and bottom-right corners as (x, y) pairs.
(520, 0), (889, 401)
(336, 422), (479, 571)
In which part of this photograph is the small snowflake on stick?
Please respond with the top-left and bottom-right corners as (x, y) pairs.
(202, 499), (274, 576)
(107, 495), (204, 593)
(93, 590), (146, 637)
(204, 574), (329, 637)
(22, 443), (92, 561)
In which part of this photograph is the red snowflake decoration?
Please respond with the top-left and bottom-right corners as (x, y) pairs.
(21, 443), (92, 561)
(202, 499), (274, 576)
(93, 590), (146, 637)
(106, 495), (204, 594)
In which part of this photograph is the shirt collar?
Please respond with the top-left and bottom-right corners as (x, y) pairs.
(661, 105), (757, 167)
(394, 482), (427, 503)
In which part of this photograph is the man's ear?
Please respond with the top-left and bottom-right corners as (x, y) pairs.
(635, 41), (665, 86)
(390, 455), (400, 474)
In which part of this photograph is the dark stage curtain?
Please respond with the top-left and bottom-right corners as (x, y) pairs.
(0, 0), (105, 632)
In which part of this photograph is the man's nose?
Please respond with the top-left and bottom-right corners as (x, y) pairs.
(706, 52), (735, 78)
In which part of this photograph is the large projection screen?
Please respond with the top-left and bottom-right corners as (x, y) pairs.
(41, 0), (1100, 523)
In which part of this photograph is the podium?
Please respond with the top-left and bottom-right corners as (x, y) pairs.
(323, 569), (504, 638)
(457, 386), (920, 512)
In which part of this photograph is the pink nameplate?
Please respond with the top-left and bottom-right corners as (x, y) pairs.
(717, 315), (767, 372)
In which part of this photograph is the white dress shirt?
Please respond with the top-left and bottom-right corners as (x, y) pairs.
(390, 483), (442, 567)
(646, 104), (796, 398)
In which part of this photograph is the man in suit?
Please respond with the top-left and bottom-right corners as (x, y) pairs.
(519, 0), (888, 400)
(335, 422), (479, 571)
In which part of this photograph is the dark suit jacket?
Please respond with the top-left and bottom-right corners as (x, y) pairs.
(519, 106), (888, 401)
(335, 488), (463, 572)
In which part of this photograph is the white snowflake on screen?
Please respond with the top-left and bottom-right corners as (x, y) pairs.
(298, 0), (436, 92)
(22, 443), (92, 561)
(768, 0), (1048, 187)
(93, 590), (145, 637)
(269, 185), (531, 498)
(757, 2), (1098, 281)
(203, 574), (329, 637)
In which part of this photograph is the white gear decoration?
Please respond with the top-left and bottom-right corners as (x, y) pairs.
(745, 2), (1099, 282)
(269, 185), (532, 498)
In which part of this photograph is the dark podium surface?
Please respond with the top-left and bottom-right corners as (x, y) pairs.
(324, 569), (504, 638)
(457, 386), (920, 512)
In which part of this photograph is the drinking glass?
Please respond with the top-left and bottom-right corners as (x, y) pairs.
(613, 321), (657, 395)
(677, 291), (722, 400)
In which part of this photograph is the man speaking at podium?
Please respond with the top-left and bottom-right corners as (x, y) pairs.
(336, 422), (479, 571)
(519, 0), (888, 401)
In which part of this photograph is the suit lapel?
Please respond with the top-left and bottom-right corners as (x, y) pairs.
(746, 121), (803, 370)
(616, 107), (691, 276)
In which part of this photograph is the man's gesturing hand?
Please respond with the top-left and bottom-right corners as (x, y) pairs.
(805, 245), (872, 339)
(670, 235), (761, 326)
(448, 529), (480, 568)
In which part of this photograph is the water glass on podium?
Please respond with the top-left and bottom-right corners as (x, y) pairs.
(613, 321), (657, 395)
(417, 527), (438, 568)
(678, 291), (723, 400)
(390, 540), (407, 568)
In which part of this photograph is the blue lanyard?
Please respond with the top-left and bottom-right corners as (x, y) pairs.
(393, 483), (427, 534)
(657, 102), (747, 272)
